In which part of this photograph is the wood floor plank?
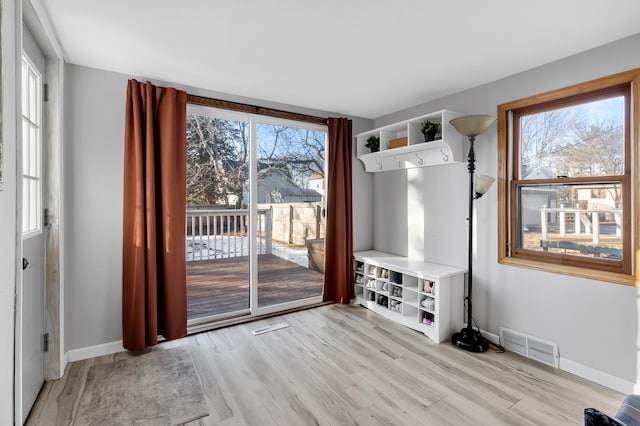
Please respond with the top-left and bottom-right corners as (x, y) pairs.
(26, 304), (625, 426)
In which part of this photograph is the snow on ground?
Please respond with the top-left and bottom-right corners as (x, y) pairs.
(186, 236), (309, 268)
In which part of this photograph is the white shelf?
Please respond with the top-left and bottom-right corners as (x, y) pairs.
(355, 110), (464, 172)
(353, 250), (465, 343)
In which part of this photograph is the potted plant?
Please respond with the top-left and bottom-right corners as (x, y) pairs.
(421, 120), (441, 142)
(365, 135), (380, 153)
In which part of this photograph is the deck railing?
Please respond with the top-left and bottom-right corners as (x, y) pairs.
(186, 208), (272, 261)
(539, 205), (622, 244)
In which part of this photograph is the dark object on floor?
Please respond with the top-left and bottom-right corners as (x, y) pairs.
(585, 395), (640, 425)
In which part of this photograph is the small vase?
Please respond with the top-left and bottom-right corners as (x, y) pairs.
(423, 131), (439, 142)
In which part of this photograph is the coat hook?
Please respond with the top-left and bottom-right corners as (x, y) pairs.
(376, 159), (383, 170)
(415, 152), (424, 165)
(440, 148), (449, 162)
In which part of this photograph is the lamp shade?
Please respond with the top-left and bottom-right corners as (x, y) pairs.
(475, 174), (495, 195)
(449, 115), (496, 137)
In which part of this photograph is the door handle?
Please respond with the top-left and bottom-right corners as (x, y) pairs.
(22, 258), (29, 270)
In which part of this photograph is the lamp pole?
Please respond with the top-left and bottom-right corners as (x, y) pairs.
(449, 114), (495, 353)
(466, 135), (476, 335)
(451, 133), (488, 352)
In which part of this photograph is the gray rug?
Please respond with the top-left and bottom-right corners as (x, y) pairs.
(75, 348), (209, 425)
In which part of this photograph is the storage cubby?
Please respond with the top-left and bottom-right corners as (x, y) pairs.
(389, 270), (403, 284)
(355, 110), (464, 172)
(353, 250), (465, 343)
(389, 284), (403, 298)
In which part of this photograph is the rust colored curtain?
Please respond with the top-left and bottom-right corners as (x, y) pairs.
(323, 117), (354, 303)
(122, 79), (187, 351)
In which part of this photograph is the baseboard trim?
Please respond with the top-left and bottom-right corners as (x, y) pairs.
(481, 327), (636, 393)
(480, 328), (500, 346)
(461, 324), (500, 347)
(67, 340), (124, 363)
(560, 357), (638, 394)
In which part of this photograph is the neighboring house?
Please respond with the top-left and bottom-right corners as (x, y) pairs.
(245, 168), (322, 204)
(522, 166), (559, 227)
(307, 174), (325, 196)
(521, 166), (620, 228)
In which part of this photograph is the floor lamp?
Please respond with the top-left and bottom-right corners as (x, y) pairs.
(449, 115), (496, 353)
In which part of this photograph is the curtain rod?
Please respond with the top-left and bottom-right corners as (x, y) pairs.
(186, 94), (328, 126)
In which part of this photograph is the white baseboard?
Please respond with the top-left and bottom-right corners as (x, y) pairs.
(462, 324), (500, 347)
(480, 328), (500, 346)
(67, 340), (124, 363)
(477, 327), (636, 393)
(560, 357), (638, 394)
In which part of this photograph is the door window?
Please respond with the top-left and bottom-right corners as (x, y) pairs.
(22, 56), (42, 236)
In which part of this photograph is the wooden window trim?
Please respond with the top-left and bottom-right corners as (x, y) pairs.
(497, 68), (640, 286)
(186, 94), (328, 127)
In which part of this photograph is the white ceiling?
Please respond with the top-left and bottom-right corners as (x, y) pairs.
(39, 0), (640, 119)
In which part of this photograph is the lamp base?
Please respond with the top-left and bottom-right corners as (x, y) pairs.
(451, 328), (488, 353)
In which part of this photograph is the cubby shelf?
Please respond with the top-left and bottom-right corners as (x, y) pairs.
(355, 110), (464, 172)
(353, 250), (465, 343)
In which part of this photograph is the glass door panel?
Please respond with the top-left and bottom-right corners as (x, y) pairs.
(185, 110), (251, 320)
(255, 122), (326, 308)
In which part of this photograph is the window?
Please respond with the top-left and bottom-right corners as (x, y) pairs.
(498, 69), (640, 284)
(22, 55), (42, 235)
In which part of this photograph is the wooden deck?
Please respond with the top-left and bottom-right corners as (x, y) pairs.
(540, 234), (622, 258)
(186, 254), (324, 320)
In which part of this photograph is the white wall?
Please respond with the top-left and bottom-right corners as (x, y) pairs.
(63, 63), (372, 352)
(370, 32), (640, 390)
(1, 0), (18, 422)
(64, 65), (127, 350)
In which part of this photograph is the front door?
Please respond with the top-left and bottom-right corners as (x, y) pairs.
(19, 27), (46, 424)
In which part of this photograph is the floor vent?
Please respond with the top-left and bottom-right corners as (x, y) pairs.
(251, 322), (290, 336)
(499, 327), (559, 368)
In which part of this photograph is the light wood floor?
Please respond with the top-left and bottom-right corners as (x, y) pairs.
(26, 304), (624, 425)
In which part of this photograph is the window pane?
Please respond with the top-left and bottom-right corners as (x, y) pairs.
(517, 183), (622, 261)
(22, 56), (42, 236)
(22, 178), (30, 233)
(185, 115), (249, 207)
(30, 124), (38, 177)
(22, 119), (30, 174)
(22, 62), (28, 116)
(519, 96), (625, 179)
(29, 70), (38, 122)
(255, 123), (326, 200)
(30, 179), (39, 231)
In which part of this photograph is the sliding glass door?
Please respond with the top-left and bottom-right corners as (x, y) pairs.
(185, 108), (251, 320)
(255, 121), (326, 310)
(185, 105), (326, 323)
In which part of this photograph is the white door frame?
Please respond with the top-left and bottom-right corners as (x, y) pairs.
(27, 0), (66, 381)
(14, 2), (65, 424)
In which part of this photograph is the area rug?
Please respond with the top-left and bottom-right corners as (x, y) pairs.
(74, 348), (209, 425)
